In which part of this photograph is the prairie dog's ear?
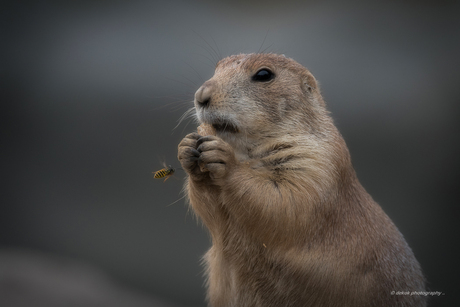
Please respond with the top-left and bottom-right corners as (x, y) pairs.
(302, 72), (318, 94)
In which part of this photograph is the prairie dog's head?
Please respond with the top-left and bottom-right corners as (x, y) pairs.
(195, 54), (329, 143)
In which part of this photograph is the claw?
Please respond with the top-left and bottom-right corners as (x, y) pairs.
(196, 135), (217, 147)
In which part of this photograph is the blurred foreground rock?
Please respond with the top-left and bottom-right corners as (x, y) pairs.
(0, 249), (183, 307)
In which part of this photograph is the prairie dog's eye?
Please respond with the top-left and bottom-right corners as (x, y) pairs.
(252, 69), (275, 82)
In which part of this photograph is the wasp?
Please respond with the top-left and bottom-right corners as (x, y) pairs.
(153, 164), (175, 181)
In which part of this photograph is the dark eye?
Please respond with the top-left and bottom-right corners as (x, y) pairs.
(252, 69), (275, 82)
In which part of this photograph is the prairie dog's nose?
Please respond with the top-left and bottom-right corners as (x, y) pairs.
(195, 81), (213, 107)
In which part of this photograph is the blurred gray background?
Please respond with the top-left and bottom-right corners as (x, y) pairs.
(1, 0), (459, 306)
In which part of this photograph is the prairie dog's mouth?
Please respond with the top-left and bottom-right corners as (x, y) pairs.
(197, 110), (239, 133)
(212, 121), (239, 133)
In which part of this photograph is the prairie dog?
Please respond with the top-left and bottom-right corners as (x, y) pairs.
(177, 53), (426, 306)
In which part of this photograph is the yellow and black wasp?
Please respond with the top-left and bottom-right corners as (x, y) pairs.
(153, 164), (175, 182)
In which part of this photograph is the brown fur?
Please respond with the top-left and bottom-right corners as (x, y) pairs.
(177, 53), (426, 306)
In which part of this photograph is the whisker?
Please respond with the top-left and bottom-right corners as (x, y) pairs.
(258, 28), (270, 54)
(192, 30), (220, 65)
(261, 43), (274, 54)
(180, 117), (196, 136)
(149, 95), (191, 112)
(181, 59), (205, 84)
(167, 194), (187, 207)
(209, 35), (222, 61)
(166, 76), (198, 91)
(174, 106), (196, 128)
(173, 107), (197, 134)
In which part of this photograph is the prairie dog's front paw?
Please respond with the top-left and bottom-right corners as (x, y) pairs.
(196, 136), (236, 181)
(178, 132), (205, 179)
